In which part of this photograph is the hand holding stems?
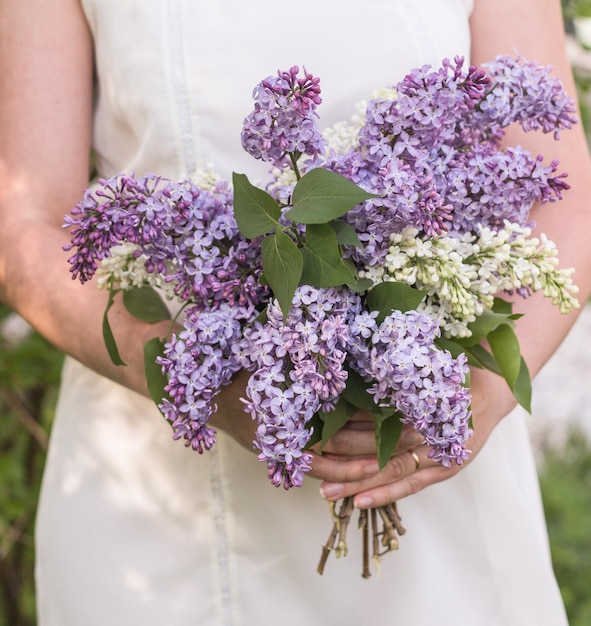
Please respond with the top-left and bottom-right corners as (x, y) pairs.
(316, 366), (512, 508)
(312, 0), (591, 512)
(316, 291), (590, 510)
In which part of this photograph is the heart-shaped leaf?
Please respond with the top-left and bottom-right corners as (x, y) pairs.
(287, 168), (377, 224)
(375, 412), (403, 470)
(123, 286), (171, 323)
(144, 337), (169, 409)
(318, 397), (357, 450)
(103, 288), (126, 366)
(300, 223), (356, 287)
(342, 367), (378, 411)
(366, 281), (427, 322)
(330, 220), (362, 248)
(232, 172), (282, 238)
(487, 323), (522, 390)
(262, 229), (303, 319)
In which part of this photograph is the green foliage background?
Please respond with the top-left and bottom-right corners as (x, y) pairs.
(0, 305), (63, 626)
(1, 302), (590, 625)
(539, 429), (591, 626)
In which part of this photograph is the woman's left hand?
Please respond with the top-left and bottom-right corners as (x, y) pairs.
(317, 367), (515, 508)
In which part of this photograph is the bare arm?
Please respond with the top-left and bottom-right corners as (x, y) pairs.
(0, 0), (158, 393)
(319, 0), (591, 506)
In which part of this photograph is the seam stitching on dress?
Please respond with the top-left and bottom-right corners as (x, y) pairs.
(167, 0), (197, 177)
(209, 445), (234, 626)
(167, 2), (232, 622)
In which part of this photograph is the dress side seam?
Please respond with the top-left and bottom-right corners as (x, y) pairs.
(166, 0), (197, 178)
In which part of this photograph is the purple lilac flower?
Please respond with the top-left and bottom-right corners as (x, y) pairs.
(157, 303), (257, 453)
(347, 308), (472, 467)
(66, 57), (574, 487)
(64, 174), (268, 309)
(479, 54), (578, 138)
(241, 66), (326, 165)
(240, 286), (361, 489)
(269, 54), (575, 266)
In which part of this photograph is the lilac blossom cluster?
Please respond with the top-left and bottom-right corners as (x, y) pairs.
(265, 56), (575, 267)
(232, 284), (472, 485)
(157, 304), (255, 453)
(64, 174), (267, 310)
(241, 65), (326, 163)
(65, 56), (575, 490)
(480, 55), (577, 136)
(348, 309), (472, 467)
(237, 286), (362, 489)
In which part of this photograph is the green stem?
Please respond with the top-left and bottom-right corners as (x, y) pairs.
(289, 153), (302, 180)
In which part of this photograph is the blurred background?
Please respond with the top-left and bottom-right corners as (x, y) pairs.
(2, 4), (591, 625)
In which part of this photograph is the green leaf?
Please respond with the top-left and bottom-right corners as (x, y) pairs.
(366, 281), (427, 322)
(342, 367), (378, 411)
(487, 323), (522, 390)
(232, 172), (282, 238)
(348, 277), (374, 293)
(287, 168), (377, 224)
(465, 343), (501, 374)
(122, 286), (171, 323)
(330, 220), (362, 248)
(261, 229), (303, 319)
(456, 309), (516, 347)
(318, 397), (357, 450)
(375, 412), (403, 470)
(514, 357), (532, 413)
(435, 337), (470, 360)
(492, 297), (514, 315)
(103, 289), (126, 366)
(144, 337), (169, 409)
(434, 337), (486, 369)
(300, 223), (356, 287)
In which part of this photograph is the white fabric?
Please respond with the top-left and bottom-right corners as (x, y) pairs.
(36, 1), (568, 624)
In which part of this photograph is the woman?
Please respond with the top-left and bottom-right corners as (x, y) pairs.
(1, 0), (590, 624)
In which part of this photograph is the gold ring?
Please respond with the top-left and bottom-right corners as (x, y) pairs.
(409, 450), (421, 471)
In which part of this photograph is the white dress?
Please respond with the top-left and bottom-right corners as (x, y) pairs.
(35, 1), (569, 624)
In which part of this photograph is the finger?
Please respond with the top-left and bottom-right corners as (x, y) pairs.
(348, 409), (374, 423)
(308, 452), (379, 483)
(319, 446), (436, 501)
(353, 465), (452, 508)
(311, 426), (377, 457)
(352, 447), (466, 508)
(394, 425), (425, 453)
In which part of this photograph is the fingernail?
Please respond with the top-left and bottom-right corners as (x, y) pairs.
(399, 430), (419, 449)
(320, 483), (343, 499)
(354, 496), (374, 509)
(364, 461), (379, 475)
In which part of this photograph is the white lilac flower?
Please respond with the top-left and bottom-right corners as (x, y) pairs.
(96, 242), (177, 300)
(191, 165), (223, 191)
(374, 222), (579, 338)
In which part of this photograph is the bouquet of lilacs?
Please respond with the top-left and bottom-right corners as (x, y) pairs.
(64, 56), (579, 577)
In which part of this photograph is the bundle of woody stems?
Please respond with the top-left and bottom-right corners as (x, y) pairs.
(64, 56), (579, 577)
